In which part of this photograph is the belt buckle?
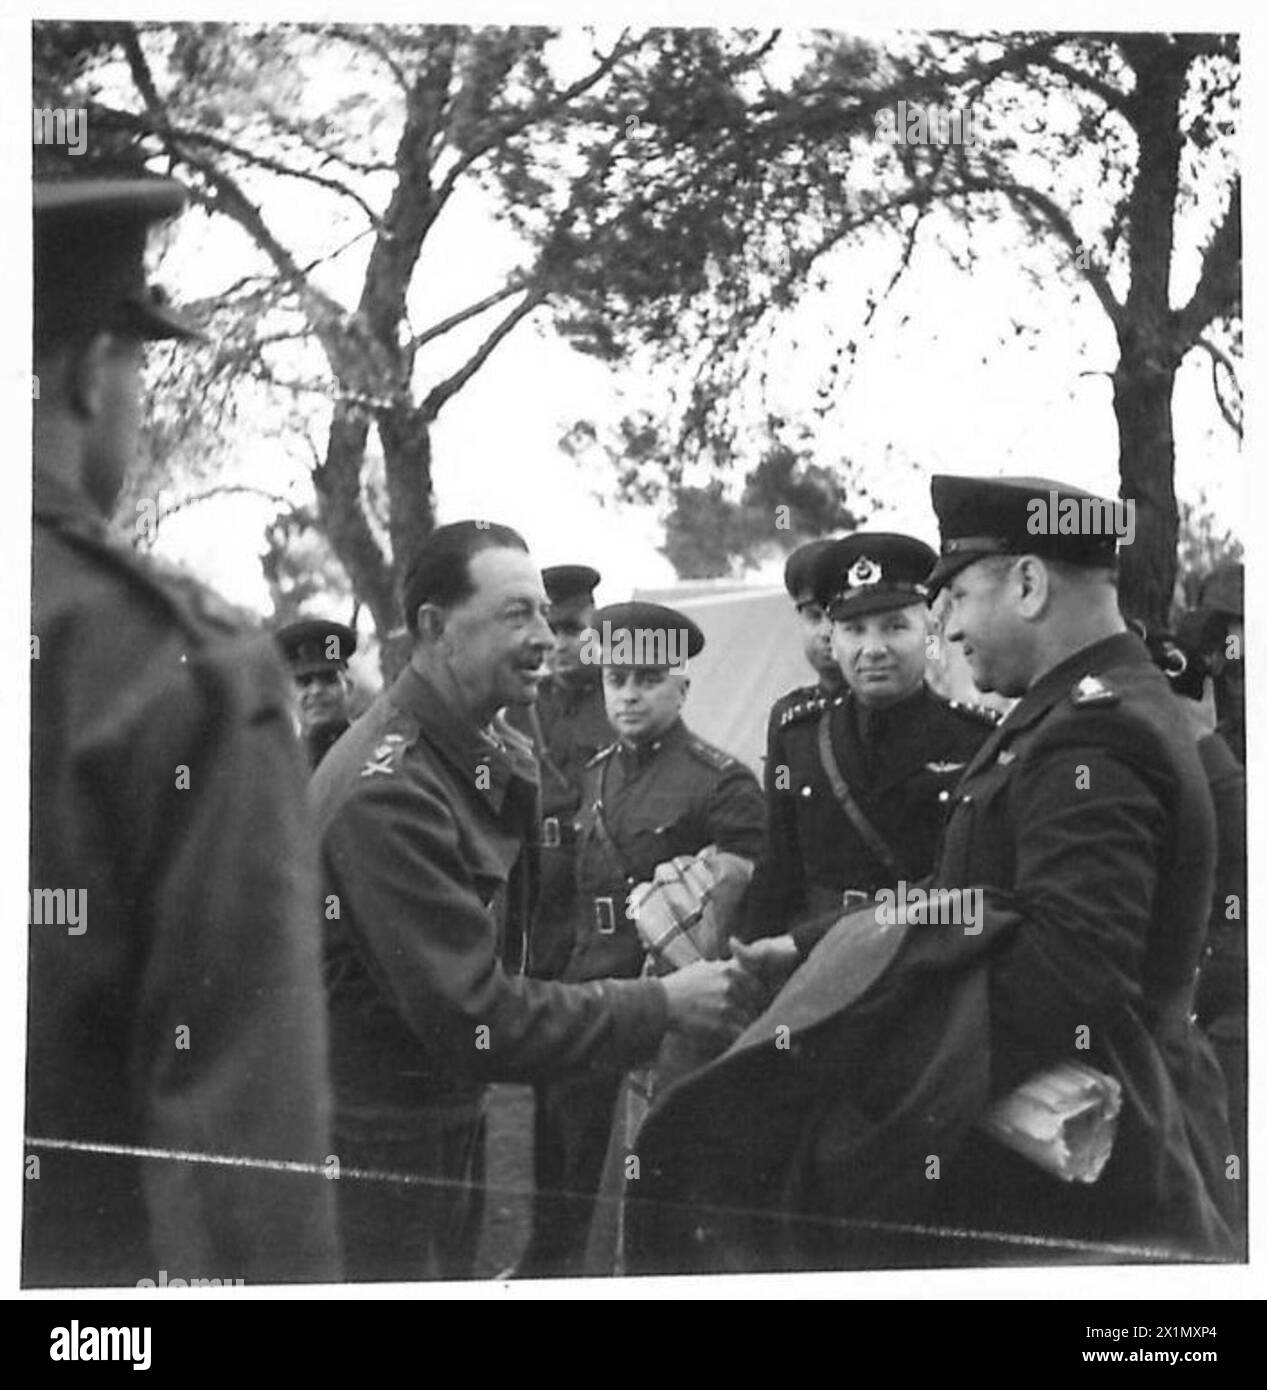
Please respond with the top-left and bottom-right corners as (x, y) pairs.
(542, 816), (561, 849)
(594, 897), (616, 935)
(841, 890), (870, 913)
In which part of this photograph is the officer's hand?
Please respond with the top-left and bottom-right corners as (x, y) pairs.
(660, 958), (763, 1044)
(729, 935), (801, 991)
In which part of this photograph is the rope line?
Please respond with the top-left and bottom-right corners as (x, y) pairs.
(26, 1134), (1215, 1264)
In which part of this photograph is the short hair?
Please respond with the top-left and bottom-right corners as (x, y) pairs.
(399, 521), (528, 636)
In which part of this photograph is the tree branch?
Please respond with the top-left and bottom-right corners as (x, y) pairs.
(408, 281), (527, 353)
(421, 288), (546, 418)
(1171, 179), (1241, 351)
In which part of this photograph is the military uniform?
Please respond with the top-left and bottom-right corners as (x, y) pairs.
(627, 479), (1238, 1272)
(521, 603), (765, 1277)
(513, 669), (612, 976)
(744, 531), (997, 941)
(744, 683), (997, 940)
(26, 173), (339, 1289)
(310, 662), (672, 1281)
(276, 616), (358, 771)
(27, 477), (340, 1287)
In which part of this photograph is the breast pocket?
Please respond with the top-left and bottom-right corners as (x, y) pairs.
(624, 802), (704, 878)
(940, 755), (1017, 885)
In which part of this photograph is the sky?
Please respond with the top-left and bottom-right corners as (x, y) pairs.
(121, 19), (1244, 630)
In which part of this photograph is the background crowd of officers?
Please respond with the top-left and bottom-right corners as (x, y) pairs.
(27, 169), (1246, 1288)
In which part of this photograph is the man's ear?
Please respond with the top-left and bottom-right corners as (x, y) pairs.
(66, 332), (115, 422)
(1014, 556), (1051, 617)
(413, 603), (448, 645)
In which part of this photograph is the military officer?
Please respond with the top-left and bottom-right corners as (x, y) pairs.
(28, 172), (339, 1286)
(634, 476), (1237, 1273)
(744, 533), (997, 943)
(1198, 563), (1244, 765)
(510, 564), (612, 978)
(310, 531), (756, 1282)
(520, 601), (766, 1278)
(276, 616), (358, 769)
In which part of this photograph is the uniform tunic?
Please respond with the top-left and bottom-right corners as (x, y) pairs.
(565, 720), (766, 983)
(26, 476), (340, 1288)
(628, 632), (1238, 1272)
(743, 681), (998, 941)
(510, 669), (612, 978)
(522, 720), (764, 1277)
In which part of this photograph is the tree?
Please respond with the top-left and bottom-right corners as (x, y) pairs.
(39, 22), (776, 658)
(540, 31), (1240, 626)
(562, 413), (865, 577)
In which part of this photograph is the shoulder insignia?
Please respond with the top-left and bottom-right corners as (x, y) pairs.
(586, 742), (619, 769)
(359, 732), (411, 779)
(686, 734), (736, 771)
(948, 698), (1004, 726)
(1071, 675), (1119, 708)
(777, 686), (830, 729)
(947, 697), (1004, 727)
(996, 749), (1017, 767)
(925, 760), (967, 775)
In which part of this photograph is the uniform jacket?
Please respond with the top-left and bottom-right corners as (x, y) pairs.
(311, 664), (670, 1126)
(27, 477), (340, 1288)
(743, 681), (997, 940)
(509, 670), (613, 977)
(564, 719), (766, 983)
(628, 632), (1238, 1273)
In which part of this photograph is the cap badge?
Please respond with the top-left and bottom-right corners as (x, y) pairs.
(848, 556), (882, 589)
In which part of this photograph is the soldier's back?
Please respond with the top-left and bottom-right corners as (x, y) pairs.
(27, 511), (339, 1287)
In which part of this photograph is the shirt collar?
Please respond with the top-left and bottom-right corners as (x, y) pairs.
(390, 663), (540, 811)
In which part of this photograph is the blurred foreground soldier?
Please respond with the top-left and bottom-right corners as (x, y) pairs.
(519, 601), (765, 1279)
(311, 530), (756, 1281)
(629, 476), (1238, 1273)
(277, 616), (358, 769)
(744, 534), (996, 940)
(27, 174), (339, 1286)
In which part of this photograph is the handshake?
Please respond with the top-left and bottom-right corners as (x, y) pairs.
(625, 848), (804, 1047)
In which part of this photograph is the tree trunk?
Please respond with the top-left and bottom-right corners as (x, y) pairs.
(1112, 344), (1179, 630)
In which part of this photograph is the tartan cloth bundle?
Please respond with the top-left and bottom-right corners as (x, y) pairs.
(626, 846), (755, 970)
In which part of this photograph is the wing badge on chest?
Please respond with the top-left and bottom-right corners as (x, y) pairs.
(925, 760), (967, 775)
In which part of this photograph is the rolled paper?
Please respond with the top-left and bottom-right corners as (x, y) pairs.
(979, 1060), (1124, 1183)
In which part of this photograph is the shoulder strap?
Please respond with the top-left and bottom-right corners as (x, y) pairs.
(588, 755), (637, 884)
(816, 707), (908, 881)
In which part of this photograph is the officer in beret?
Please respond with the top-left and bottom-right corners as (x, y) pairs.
(276, 616), (358, 769)
(743, 533), (996, 943)
(28, 173), (339, 1285)
(633, 476), (1238, 1272)
(311, 538), (757, 1281)
(520, 601), (765, 1278)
